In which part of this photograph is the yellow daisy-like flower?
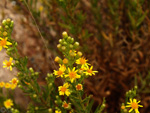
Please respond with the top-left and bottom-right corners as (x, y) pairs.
(126, 98), (143, 113)
(58, 83), (70, 96)
(76, 84), (83, 91)
(84, 66), (98, 76)
(10, 78), (18, 85)
(55, 110), (61, 113)
(65, 67), (81, 83)
(54, 65), (66, 77)
(10, 84), (17, 90)
(4, 99), (13, 109)
(0, 82), (5, 88)
(76, 57), (89, 66)
(62, 101), (71, 109)
(3, 57), (14, 71)
(0, 37), (12, 51)
(5, 83), (11, 88)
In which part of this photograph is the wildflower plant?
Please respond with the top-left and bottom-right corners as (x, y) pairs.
(0, 19), (105, 113)
(120, 86), (143, 113)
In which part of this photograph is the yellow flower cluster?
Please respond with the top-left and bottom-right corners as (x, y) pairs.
(54, 32), (98, 97)
(0, 77), (18, 90)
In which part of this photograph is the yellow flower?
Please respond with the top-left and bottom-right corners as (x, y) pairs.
(58, 83), (70, 96)
(126, 98), (143, 113)
(0, 82), (5, 88)
(4, 99), (13, 109)
(76, 57), (89, 66)
(55, 110), (61, 113)
(62, 101), (71, 109)
(5, 83), (11, 88)
(84, 66), (98, 76)
(65, 67), (81, 83)
(3, 57), (14, 71)
(10, 78), (18, 85)
(76, 84), (83, 91)
(63, 58), (68, 64)
(10, 84), (17, 90)
(39, 6), (43, 12)
(55, 56), (60, 62)
(0, 37), (12, 51)
(54, 65), (66, 77)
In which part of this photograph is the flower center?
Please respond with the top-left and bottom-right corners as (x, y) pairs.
(6, 62), (11, 67)
(12, 80), (17, 84)
(63, 103), (69, 108)
(69, 72), (76, 78)
(6, 102), (11, 106)
(131, 102), (138, 109)
(0, 39), (6, 46)
(80, 58), (86, 64)
(57, 70), (63, 76)
(87, 69), (92, 73)
(61, 87), (66, 92)
(77, 85), (82, 90)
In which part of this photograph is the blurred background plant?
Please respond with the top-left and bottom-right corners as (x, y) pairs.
(0, 0), (150, 112)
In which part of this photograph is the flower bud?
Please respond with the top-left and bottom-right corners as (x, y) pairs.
(18, 85), (22, 88)
(59, 39), (63, 44)
(11, 21), (14, 25)
(57, 44), (61, 49)
(56, 95), (59, 99)
(63, 58), (68, 64)
(61, 46), (66, 51)
(0, 26), (2, 31)
(67, 36), (71, 42)
(134, 85), (138, 90)
(62, 41), (67, 45)
(3, 31), (7, 37)
(47, 73), (53, 78)
(54, 100), (58, 104)
(70, 38), (74, 43)
(48, 108), (52, 112)
(48, 83), (53, 88)
(15, 42), (18, 46)
(101, 104), (105, 108)
(69, 44), (73, 49)
(5, 25), (9, 29)
(35, 72), (39, 76)
(62, 31), (68, 39)
(55, 56), (60, 62)
(2, 20), (6, 26)
(77, 51), (82, 56)
(128, 90), (132, 94)
(33, 94), (37, 98)
(6, 18), (11, 24)
(123, 109), (127, 113)
(74, 42), (79, 48)
(35, 107), (39, 110)
(29, 67), (34, 73)
(15, 60), (19, 64)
